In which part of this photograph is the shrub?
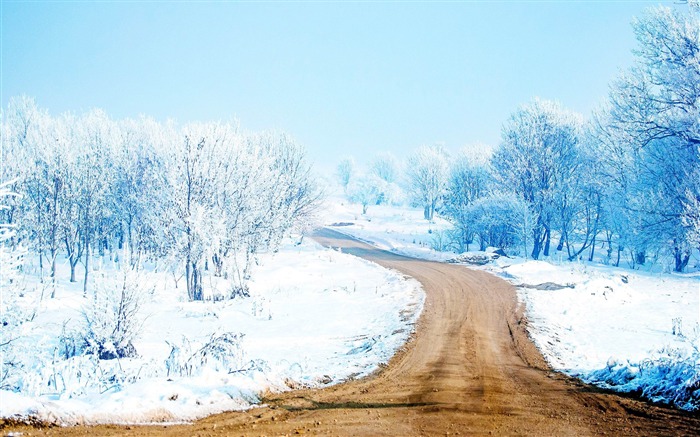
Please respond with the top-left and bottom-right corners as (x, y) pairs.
(81, 270), (147, 360)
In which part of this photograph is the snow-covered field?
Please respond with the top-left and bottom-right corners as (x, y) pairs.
(322, 197), (700, 411)
(0, 239), (424, 424)
(322, 196), (456, 262)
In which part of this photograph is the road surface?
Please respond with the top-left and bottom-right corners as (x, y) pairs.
(4, 228), (699, 435)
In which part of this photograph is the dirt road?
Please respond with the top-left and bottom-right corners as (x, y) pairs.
(5, 228), (699, 436)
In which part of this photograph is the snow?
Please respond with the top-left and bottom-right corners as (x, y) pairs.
(4, 193), (698, 424)
(0, 238), (424, 424)
(500, 259), (700, 410)
(320, 195), (456, 262)
(323, 197), (700, 411)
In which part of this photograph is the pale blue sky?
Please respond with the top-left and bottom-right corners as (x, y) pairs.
(1, 1), (674, 168)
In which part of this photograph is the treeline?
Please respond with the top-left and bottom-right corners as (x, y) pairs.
(1, 98), (319, 299)
(339, 4), (700, 272)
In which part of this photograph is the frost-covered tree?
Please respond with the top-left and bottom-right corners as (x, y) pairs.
(336, 156), (355, 193)
(371, 152), (399, 184)
(369, 152), (405, 205)
(3, 97), (46, 273)
(75, 109), (118, 294)
(467, 192), (529, 252)
(595, 2), (700, 271)
(162, 122), (235, 301)
(1, 99), (320, 301)
(348, 175), (382, 214)
(406, 145), (449, 220)
(442, 148), (491, 251)
(225, 132), (320, 294)
(110, 117), (166, 268)
(161, 124), (319, 300)
(549, 129), (606, 262)
(491, 99), (582, 260)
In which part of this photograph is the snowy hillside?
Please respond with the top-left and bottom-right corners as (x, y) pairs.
(0, 239), (424, 424)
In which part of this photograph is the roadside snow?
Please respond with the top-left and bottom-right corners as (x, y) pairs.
(0, 239), (424, 424)
(495, 258), (700, 411)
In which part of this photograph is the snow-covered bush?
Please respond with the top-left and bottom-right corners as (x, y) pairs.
(20, 350), (158, 399)
(465, 193), (530, 253)
(81, 270), (148, 360)
(429, 229), (451, 252)
(165, 332), (246, 377)
(587, 348), (700, 411)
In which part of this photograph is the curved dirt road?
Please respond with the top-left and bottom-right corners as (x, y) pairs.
(6, 228), (700, 435)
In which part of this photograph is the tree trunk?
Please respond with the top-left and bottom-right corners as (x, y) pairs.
(39, 252), (44, 283)
(191, 262), (203, 301)
(128, 218), (135, 267)
(83, 236), (90, 296)
(606, 235), (613, 261)
(50, 250), (57, 278)
(588, 238), (596, 262)
(556, 235), (564, 252)
(635, 251), (646, 266)
(424, 205), (431, 220)
(50, 245), (57, 278)
(674, 247), (690, 273)
(186, 259), (193, 300)
(186, 258), (204, 301)
(531, 227), (542, 260)
(543, 228), (551, 257)
(70, 260), (77, 282)
(213, 252), (224, 277)
(50, 178), (60, 279)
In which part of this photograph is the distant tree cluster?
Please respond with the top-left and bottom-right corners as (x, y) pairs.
(337, 3), (699, 271)
(1, 99), (320, 300)
(336, 153), (405, 214)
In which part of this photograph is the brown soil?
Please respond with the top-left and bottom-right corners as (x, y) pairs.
(4, 228), (699, 436)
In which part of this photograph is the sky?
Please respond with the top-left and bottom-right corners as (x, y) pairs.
(0, 1), (678, 169)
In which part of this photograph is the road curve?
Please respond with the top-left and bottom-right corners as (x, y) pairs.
(5, 228), (700, 436)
